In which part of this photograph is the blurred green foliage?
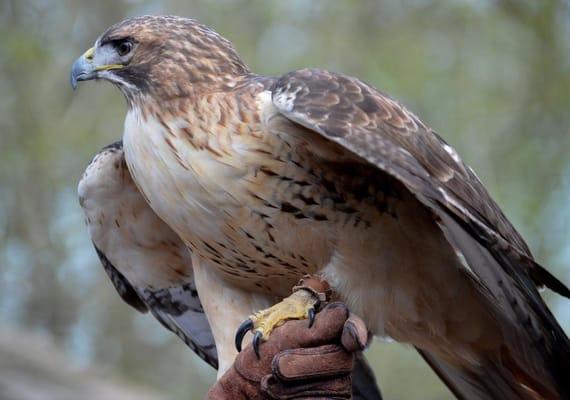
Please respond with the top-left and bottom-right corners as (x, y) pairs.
(0, 1), (569, 399)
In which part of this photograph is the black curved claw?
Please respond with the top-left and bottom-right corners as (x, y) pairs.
(308, 307), (316, 328)
(235, 319), (254, 352)
(252, 330), (263, 359)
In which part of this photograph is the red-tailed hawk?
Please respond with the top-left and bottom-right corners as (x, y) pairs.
(78, 141), (382, 400)
(72, 15), (570, 399)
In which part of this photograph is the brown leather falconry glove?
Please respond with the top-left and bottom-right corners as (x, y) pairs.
(207, 302), (368, 399)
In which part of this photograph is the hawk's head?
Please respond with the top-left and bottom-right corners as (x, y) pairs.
(70, 15), (249, 103)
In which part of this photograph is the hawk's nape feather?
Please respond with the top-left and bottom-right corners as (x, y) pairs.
(78, 141), (218, 369)
(271, 68), (570, 399)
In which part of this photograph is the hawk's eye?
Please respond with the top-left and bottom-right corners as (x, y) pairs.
(115, 40), (133, 57)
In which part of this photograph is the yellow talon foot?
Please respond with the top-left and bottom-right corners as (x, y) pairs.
(235, 288), (321, 357)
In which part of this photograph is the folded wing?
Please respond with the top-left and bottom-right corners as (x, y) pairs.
(78, 141), (218, 368)
(270, 69), (570, 399)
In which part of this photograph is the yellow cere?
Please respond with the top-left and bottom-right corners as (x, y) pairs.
(83, 47), (95, 61)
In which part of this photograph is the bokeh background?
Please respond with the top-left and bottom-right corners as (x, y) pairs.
(1, 0), (569, 399)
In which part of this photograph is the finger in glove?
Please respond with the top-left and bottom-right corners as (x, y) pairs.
(271, 344), (353, 382)
(341, 312), (369, 352)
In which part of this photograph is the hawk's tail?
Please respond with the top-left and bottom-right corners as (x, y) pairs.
(418, 348), (569, 400)
(430, 207), (570, 399)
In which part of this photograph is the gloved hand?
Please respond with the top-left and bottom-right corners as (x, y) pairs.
(207, 302), (368, 399)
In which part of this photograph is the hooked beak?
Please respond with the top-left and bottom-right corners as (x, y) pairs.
(70, 47), (96, 90)
(70, 47), (124, 89)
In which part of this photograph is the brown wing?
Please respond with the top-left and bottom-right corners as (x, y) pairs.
(271, 68), (568, 296)
(270, 68), (570, 398)
(273, 69), (528, 251)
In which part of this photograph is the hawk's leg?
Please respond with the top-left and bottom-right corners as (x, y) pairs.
(235, 275), (331, 357)
(192, 256), (277, 377)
